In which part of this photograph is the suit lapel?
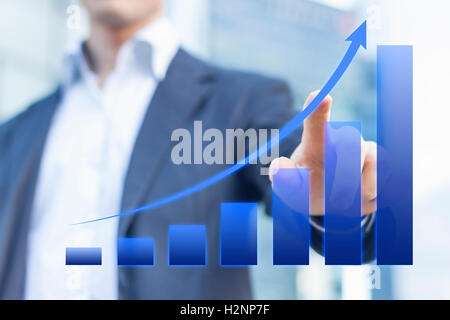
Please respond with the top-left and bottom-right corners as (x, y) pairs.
(0, 89), (61, 298)
(119, 49), (215, 236)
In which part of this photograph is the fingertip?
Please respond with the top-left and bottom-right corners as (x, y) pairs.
(309, 90), (321, 99)
(303, 90), (319, 110)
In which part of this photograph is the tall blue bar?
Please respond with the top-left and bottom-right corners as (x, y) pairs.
(325, 121), (362, 265)
(272, 168), (310, 265)
(169, 225), (206, 266)
(377, 45), (413, 265)
(66, 247), (102, 265)
(118, 238), (154, 266)
(220, 203), (257, 266)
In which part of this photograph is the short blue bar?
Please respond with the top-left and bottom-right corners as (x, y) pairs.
(66, 247), (102, 265)
(118, 238), (154, 266)
(169, 225), (206, 266)
(324, 121), (362, 265)
(376, 45), (413, 265)
(220, 202), (257, 266)
(272, 168), (310, 265)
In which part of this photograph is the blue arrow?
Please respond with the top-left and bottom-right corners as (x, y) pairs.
(74, 21), (367, 225)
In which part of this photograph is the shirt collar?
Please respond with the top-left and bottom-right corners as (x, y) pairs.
(61, 18), (180, 88)
(134, 18), (179, 80)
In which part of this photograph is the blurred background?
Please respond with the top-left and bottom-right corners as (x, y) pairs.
(0, 0), (449, 299)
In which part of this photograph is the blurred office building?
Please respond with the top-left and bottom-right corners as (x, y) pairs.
(0, 0), (69, 120)
(207, 0), (376, 139)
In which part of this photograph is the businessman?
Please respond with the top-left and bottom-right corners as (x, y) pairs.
(0, 0), (377, 299)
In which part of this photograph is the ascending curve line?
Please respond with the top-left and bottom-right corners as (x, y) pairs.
(74, 21), (367, 225)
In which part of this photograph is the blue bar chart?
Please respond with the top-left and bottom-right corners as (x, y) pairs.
(324, 122), (362, 265)
(220, 203), (258, 266)
(272, 168), (310, 265)
(65, 45), (413, 268)
(376, 45), (413, 265)
(169, 225), (206, 266)
(66, 247), (102, 265)
(118, 238), (154, 266)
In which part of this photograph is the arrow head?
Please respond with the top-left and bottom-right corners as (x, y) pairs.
(345, 20), (367, 49)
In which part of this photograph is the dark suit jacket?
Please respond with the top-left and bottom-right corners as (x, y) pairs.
(0, 49), (374, 299)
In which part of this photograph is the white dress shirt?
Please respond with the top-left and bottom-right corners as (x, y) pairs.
(24, 19), (179, 300)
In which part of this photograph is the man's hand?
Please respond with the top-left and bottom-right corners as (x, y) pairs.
(269, 91), (377, 216)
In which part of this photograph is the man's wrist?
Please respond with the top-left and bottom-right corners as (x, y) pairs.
(310, 213), (375, 233)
